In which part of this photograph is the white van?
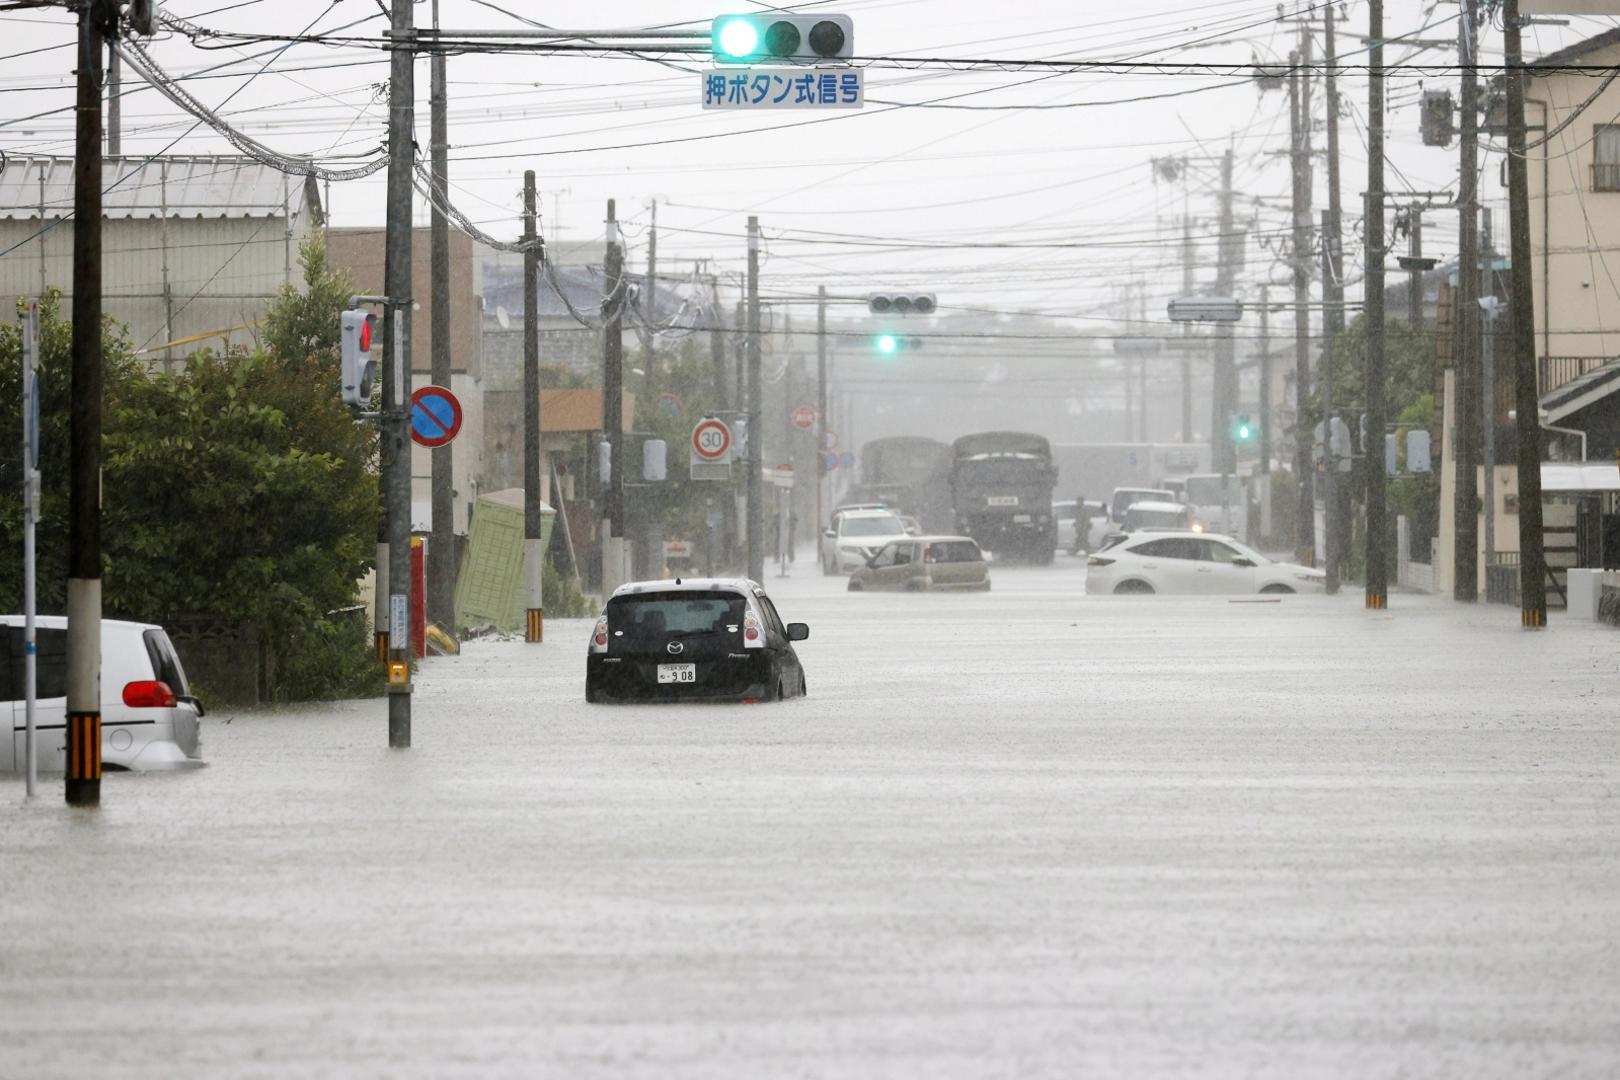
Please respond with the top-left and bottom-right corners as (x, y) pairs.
(1, 616), (205, 773)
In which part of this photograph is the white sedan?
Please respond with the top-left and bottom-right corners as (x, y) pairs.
(1084, 531), (1326, 596)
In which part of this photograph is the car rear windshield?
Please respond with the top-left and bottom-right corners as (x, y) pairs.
(928, 540), (982, 563)
(143, 629), (190, 696)
(606, 592), (747, 640)
(841, 515), (902, 537)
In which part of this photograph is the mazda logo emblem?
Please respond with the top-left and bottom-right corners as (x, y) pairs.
(666, 641), (684, 655)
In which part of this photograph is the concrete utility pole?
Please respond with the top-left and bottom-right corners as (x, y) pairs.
(429, 0), (455, 637)
(1258, 285), (1272, 476)
(1406, 202), (1424, 326)
(1180, 210), (1195, 442)
(21, 301), (41, 798)
(817, 285), (828, 538)
(708, 273), (728, 408)
(383, 0), (416, 746)
(1213, 148), (1237, 475)
(1321, 0), (1346, 594)
(1454, 0), (1481, 602)
(1320, 208), (1341, 594)
(1364, 0), (1389, 610)
(523, 172), (543, 642)
(106, 42), (120, 157)
(1503, 0), (1548, 628)
(1289, 40), (1316, 561)
(67, 0), (117, 805)
(746, 216), (764, 583)
(602, 200), (625, 590)
(642, 198), (657, 404)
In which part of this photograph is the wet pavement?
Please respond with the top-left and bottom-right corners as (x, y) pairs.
(4, 557), (1619, 1077)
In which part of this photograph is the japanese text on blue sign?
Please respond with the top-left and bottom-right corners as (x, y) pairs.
(702, 68), (863, 110)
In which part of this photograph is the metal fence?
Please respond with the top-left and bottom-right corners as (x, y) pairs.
(1538, 355), (1612, 394)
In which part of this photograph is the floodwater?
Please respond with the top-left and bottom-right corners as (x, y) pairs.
(4, 558), (1619, 1078)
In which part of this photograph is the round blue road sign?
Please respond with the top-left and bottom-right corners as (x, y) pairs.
(410, 385), (463, 448)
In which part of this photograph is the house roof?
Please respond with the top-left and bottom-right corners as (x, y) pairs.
(1529, 27), (1620, 71)
(541, 388), (635, 433)
(0, 155), (313, 220)
(1542, 463), (1620, 493)
(1541, 357), (1620, 424)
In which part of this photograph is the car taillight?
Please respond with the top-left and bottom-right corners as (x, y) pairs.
(590, 614), (609, 651)
(122, 679), (176, 708)
(1087, 556), (1114, 567)
(743, 608), (763, 646)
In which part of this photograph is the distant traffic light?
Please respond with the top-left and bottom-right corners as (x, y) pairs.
(868, 292), (936, 316)
(873, 333), (923, 355)
(1232, 413), (1255, 443)
(711, 14), (854, 63)
(340, 308), (376, 409)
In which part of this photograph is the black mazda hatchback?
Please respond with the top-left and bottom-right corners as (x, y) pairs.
(585, 579), (810, 703)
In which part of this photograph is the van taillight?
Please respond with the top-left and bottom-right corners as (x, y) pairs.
(1087, 556), (1115, 567)
(122, 680), (176, 708)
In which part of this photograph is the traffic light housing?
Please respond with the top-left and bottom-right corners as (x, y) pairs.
(1420, 89), (1455, 147)
(1232, 413), (1255, 443)
(711, 14), (854, 63)
(868, 292), (936, 316)
(340, 308), (376, 410)
(873, 333), (923, 355)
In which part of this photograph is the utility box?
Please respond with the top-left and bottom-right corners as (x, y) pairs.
(1406, 430), (1432, 474)
(1567, 568), (1603, 621)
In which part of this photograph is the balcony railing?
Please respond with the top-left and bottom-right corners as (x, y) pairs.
(1594, 162), (1620, 192)
(1539, 355), (1612, 394)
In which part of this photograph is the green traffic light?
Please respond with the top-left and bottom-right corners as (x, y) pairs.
(716, 18), (759, 59)
(875, 333), (899, 355)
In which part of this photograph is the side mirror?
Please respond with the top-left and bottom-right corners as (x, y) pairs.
(786, 622), (810, 641)
(823, 528), (835, 538)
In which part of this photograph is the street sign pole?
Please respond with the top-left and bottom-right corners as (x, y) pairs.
(21, 300), (40, 798)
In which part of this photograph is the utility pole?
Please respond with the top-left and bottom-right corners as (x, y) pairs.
(1320, 209), (1341, 594)
(708, 273), (728, 408)
(602, 199), (624, 591)
(1406, 202), (1424, 326)
(1258, 285), (1272, 476)
(67, 0), (116, 805)
(746, 216), (763, 583)
(1137, 281), (1149, 442)
(1289, 39), (1316, 561)
(1213, 149), (1237, 475)
(428, 0), (455, 637)
(523, 172), (543, 642)
(1454, 0), (1481, 602)
(1364, 0), (1389, 610)
(1503, 0), (1548, 628)
(642, 198), (657, 404)
(382, 0), (416, 746)
(21, 300), (41, 799)
(817, 285), (828, 540)
(1180, 211), (1195, 442)
(106, 41), (120, 157)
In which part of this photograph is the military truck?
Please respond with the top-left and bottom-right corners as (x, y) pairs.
(949, 432), (1058, 563)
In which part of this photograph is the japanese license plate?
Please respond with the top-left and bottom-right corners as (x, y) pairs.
(987, 496), (1019, 506)
(657, 664), (696, 684)
(1013, 514), (1032, 523)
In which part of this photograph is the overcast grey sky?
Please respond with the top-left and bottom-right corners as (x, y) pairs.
(2, 1), (1617, 325)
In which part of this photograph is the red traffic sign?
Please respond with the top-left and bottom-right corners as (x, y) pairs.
(790, 404), (817, 430)
(691, 417), (732, 461)
(410, 385), (463, 448)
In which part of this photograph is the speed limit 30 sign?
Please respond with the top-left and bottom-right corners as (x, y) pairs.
(691, 417), (733, 463)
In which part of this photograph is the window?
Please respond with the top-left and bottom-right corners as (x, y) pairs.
(760, 597), (788, 638)
(607, 592), (746, 640)
(892, 544), (916, 566)
(1133, 538), (1195, 560)
(929, 540), (982, 563)
(1196, 540), (1247, 565)
(1596, 125), (1620, 191)
(144, 630), (191, 696)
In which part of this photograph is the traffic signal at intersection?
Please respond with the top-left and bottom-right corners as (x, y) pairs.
(868, 292), (936, 315)
(711, 14), (854, 63)
(340, 308), (377, 410)
(1232, 413), (1255, 443)
(873, 333), (923, 356)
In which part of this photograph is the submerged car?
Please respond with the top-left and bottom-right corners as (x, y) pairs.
(1084, 531), (1326, 595)
(847, 535), (990, 592)
(1, 615), (205, 773)
(821, 508), (911, 574)
(585, 579), (809, 703)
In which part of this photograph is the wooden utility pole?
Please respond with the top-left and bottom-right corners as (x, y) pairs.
(602, 200), (625, 590)
(1454, 0), (1481, 602)
(1365, 0), (1389, 609)
(1213, 149), (1237, 475)
(746, 216), (763, 583)
(1503, 0), (1547, 627)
